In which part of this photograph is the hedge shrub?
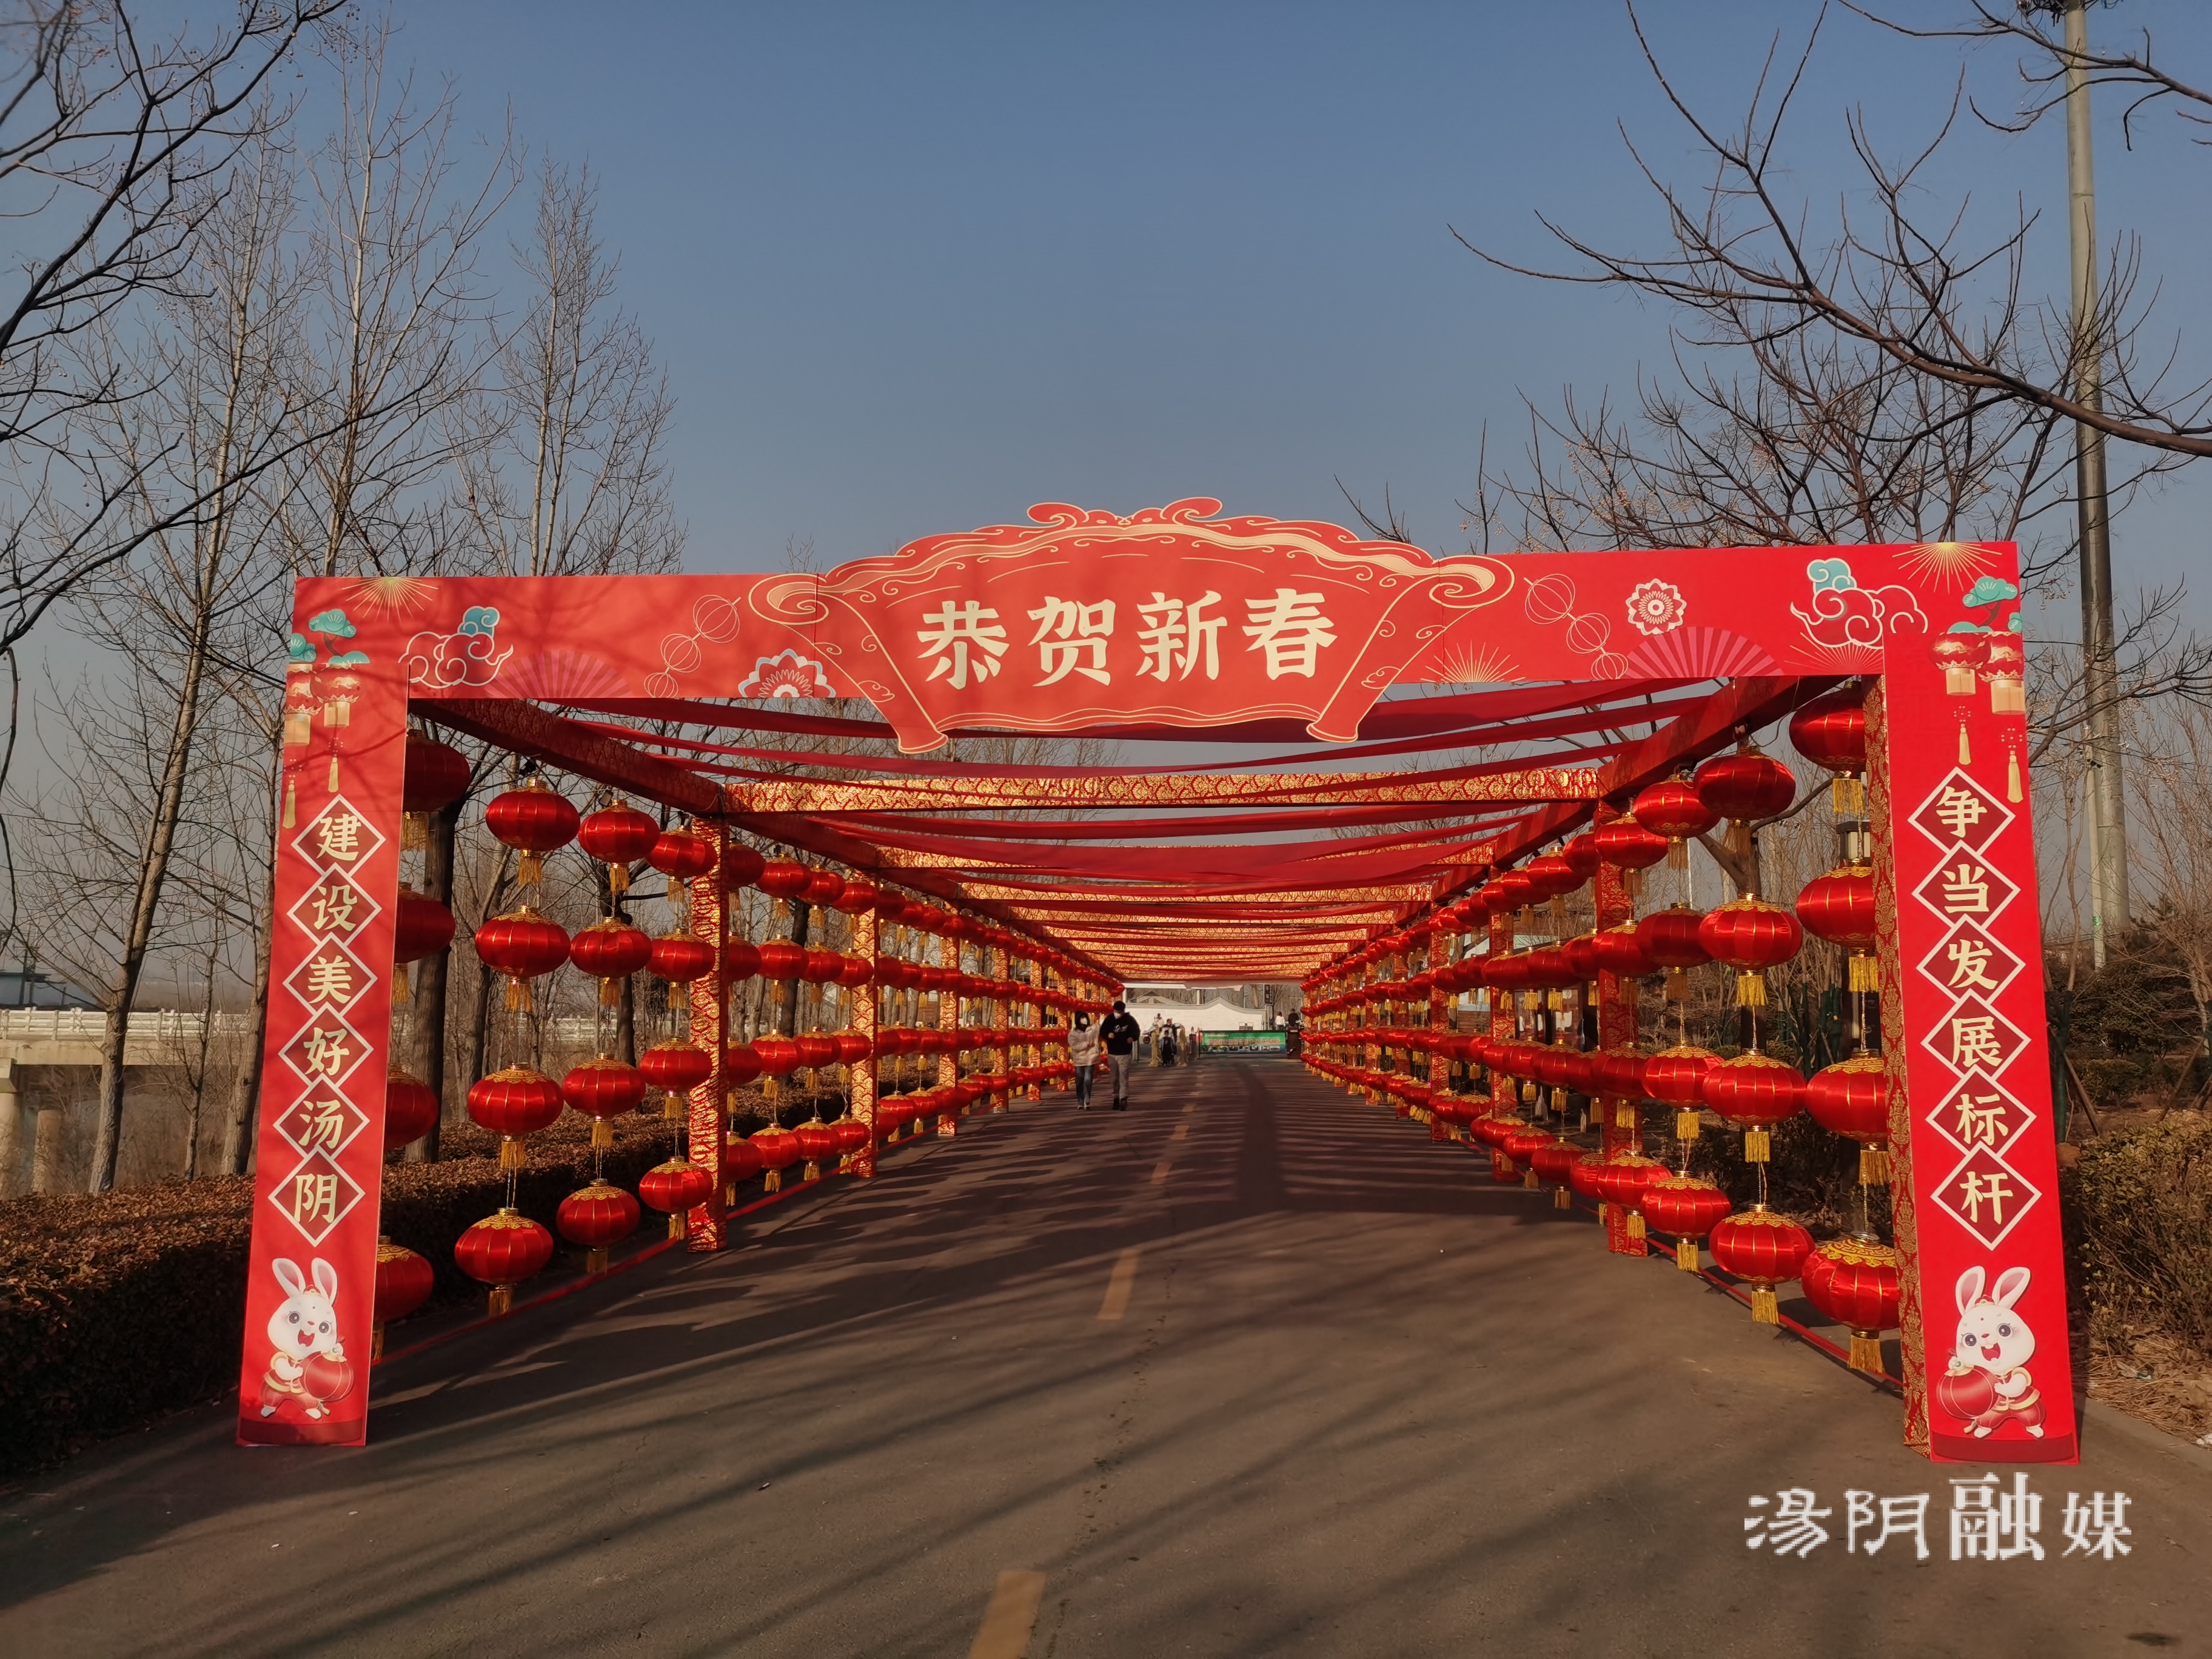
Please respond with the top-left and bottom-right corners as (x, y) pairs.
(0, 1110), (681, 1478)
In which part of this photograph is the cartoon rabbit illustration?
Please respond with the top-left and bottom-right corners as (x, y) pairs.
(258, 1258), (350, 1421)
(1945, 1264), (2042, 1439)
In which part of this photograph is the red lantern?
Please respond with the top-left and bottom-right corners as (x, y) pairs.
(1708, 1208), (1813, 1323)
(474, 906), (570, 1011)
(724, 1131), (766, 1183)
(1631, 777), (1717, 868)
(791, 1116), (840, 1179)
(1594, 814), (1669, 872)
(394, 889), (455, 964)
(725, 1042), (765, 1087)
(485, 777), (579, 886)
(1529, 1140), (1584, 1205)
(561, 1056), (647, 1144)
(836, 954), (873, 988)
(639, 1040), (712, 1101)
(1635, 904), (1709, 1001)
(403, 732), (471, 815)
(1788, 690), (1868, 811)
(801, 869), (846, 908)
(466, 1066), (565, 1169)
(1523, 853), (1583, 899)
(698, 839), (754, 891)
(1594, 1047), (1649, 1099)
(648, 828), (717, 879)
(1796, 863), (1878, 993)
(648, 931), (716, 984)
(1694, 751), (1796, 824)
(836, 1031), (874, 1064)
(454, 1208), (554, 1313)
(1640, 1177), (1734, 1270)
(384, 1069), (440, 1149)
(1697, 895), (1803, 1007)
(637, 1159), (714, 1237)
(578, 802), (660, 894)
(1802, 1236), (1902, 1373)
(835, 877), (879, 915)
(1643, 1044), (1715, 1113)
(800, 947), (842, 984)
(1591, 922), (1655, 977)
(793, 1033), (838, 1070)
(1701, 1053), (1805, 1161)
(759, 859), (812, 902)
(1563, 831), (1604, 882)
(568, 918), (652, 1005)
(752, 1036), (801, 1076)
(751, 1122), (801, 1190)
(1563, 933), (1600, 983)
(373, 1238), (435, 1350)
(557, 1179), (642, 1272)
(1806, 1054), (1892, 1183)
(1492, 868), (1537, 911)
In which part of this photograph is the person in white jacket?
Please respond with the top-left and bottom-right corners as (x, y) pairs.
(1068, 1013), (1101, 1108)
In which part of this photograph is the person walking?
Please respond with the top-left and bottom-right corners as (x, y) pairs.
(1159, 1022), (1179, 1068)
(1101, 1000), (1142, 1109)
(1068, 1011), (1100, 1108)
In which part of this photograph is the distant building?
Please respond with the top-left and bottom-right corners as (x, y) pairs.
(1, 969), (98, 1009)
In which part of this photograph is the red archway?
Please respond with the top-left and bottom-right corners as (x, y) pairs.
(244, 501), (2066, 1463)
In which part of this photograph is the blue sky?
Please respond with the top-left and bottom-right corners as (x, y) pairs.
(400, 1), (2212, 612)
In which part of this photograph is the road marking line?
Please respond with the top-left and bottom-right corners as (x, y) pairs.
(968, 1569), (1047, 1659)
(1097, 1248), (1140, 1321)
(1170, 1123), (1188, 1142)
(1150, 1160), (1172, 1185)
(1181, 1104), (1195, 1114)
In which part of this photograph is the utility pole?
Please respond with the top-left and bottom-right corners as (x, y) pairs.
(2061, 0), (2130, 967)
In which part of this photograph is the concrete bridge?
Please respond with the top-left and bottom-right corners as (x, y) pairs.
(0, 1009), (213, 1193)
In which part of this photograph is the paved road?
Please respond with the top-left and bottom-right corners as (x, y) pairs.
(4, 1060), (2208, 1658)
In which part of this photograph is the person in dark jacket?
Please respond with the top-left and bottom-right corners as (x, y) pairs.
(1100, 1001), (1142, 1109)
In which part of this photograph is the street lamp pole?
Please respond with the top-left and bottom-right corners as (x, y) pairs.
(2061, 0), (2130, 967)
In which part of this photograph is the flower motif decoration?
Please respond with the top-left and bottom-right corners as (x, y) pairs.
(739, 648), (833, 699)
(1626, 578), (1686, 637)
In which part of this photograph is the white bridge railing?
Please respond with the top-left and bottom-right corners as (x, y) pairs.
(0, 1008), (215, 1045)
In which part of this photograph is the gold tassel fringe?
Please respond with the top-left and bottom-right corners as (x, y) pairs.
(1830, 776), (1864, 814)
(1553, 1187), (1570, 1209)
(1849, 1333), (1885, 1374)
(1615, 1101), (1636, 1129)
(1744, 1128), (1771, 1163)
(1521, 1167), (1538, 1188)
(518, 850), (544, 886)
(591, 1119), (613, 1148)
(1624, 867), (1643, 901)
(403, 811), (427, 851)
(505, 976), (529, 1011)
(802, 1161), (820, 1182)
(587, 1247), (609, 1274)
(392, 963), (411, 1004)
(667, 1213), (685, 1239)
(488, 1286), (514, 1316)
(2007, 748), (2023, 803)
(1735, 970), (1768, 1008)
(326, 754), (341, 791)
(598, 977), (622, 1007)
(1627, 1213), (1646, 1239)
(499, 1137), (526, 1171)
(1726, 819), (1752, 859)
(1860, 1145), (1891, 1185)
(1849, 953), (1879, 994)
(372, 1322), (387, 1361)
(1667, 838), (1687, 871)
(1597, 1201), (1610, 1223)
(1676, 1109), (1701, 1139)
(282, 780), (296, 828)
(1957, 723), (1972, 765)
(609, 865), (629, 896)
(663, 1094), (683, 1121)
(1751, 1287), (1780, 1324)
(763, 1168), (781, 1193)
(1666, 968), (1688, 1002)
(1676, 1238), (1700, 1272)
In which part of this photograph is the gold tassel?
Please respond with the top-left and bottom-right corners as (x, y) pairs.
(1522, 1167), (1538, 1188)
(1676, 1238), (1700, 1271)
(663, 1094), (683, 1122)
(1751, 1287), (1780, 1324)
(392, 963), (411, 1004)
(609, 864), (629, 896)
(1676, 1109), (1701, 1139)
(1615, 1101), (1636, 1129)
(403, 811), (427, 851)
(519, 850), (544, 886)
(1667, 837), (1687, 870)
(1553, 1187), (1570, 1210)
(1860, 1145), (1891, 1185)
(2006, 748), (2023, 803)
(1597, 1201), (1610, 1223)
(499, 1136), (526, 1171)
(1849, 953), (1879, 994)
(505, 976), (529, 1011)
(1624, 867), (1643, 901)
(1744, 1128), (1771, 1162)
(282, 780), (297, 828)
(587, 1247), (609, 1275)
(1727, 819), (1752, 859)
(372, 1322), (387, 1361)
(1849, 1333), (1885, 1375)
(1735, 970), (1767, 1008)
(763, 1168), (781, 1193)
(598, 977), (622, 1007)
(488, 1286), (513, 1317)
(1627, 1213), (1646, 1239)
(1957, 722), (1972, 765)
(803, 1161), (820, 1182)
(326, 754), (341, 791)
(667, 1213), (685, 1239)
(1549, 894), (1567, 933)
(591, 1119), (613, 1148)
(1666, 967), (1689, 1002)
(1831, 776), (1864, 814)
